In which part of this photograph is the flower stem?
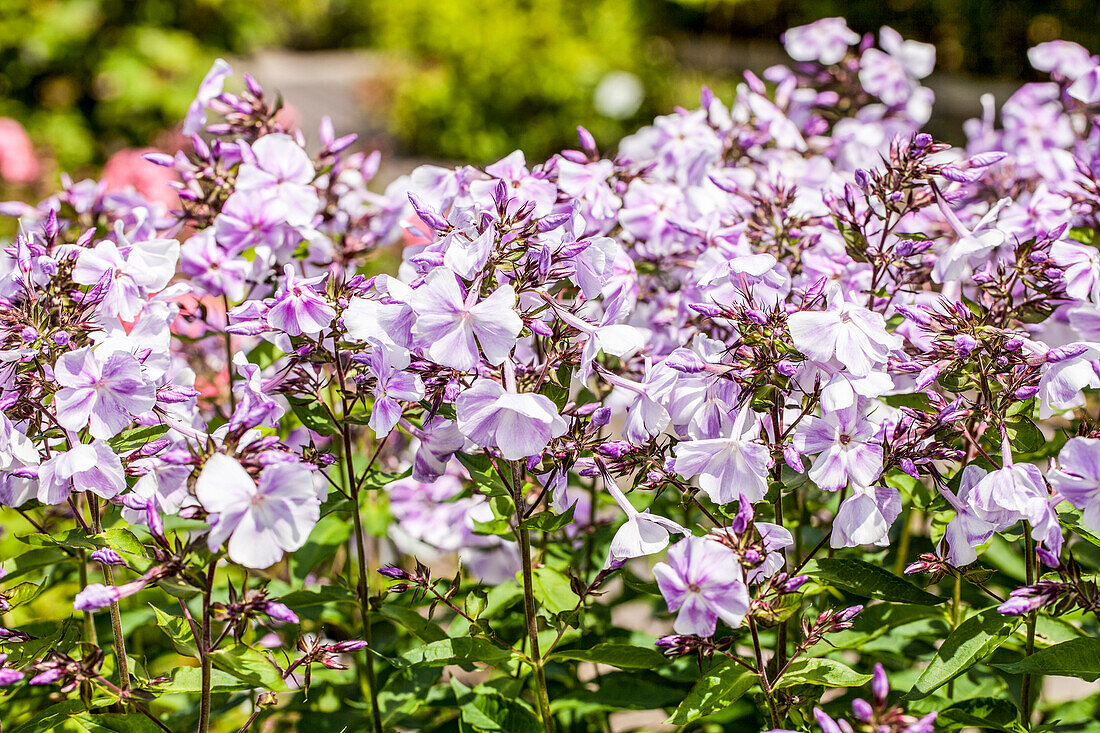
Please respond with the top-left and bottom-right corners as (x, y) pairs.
(198, 561), (216, 733)
(748, 615), (781, 728)
(333, 338), (383, 733)
(1020, 527), (1038, 729)
(90, 498), (130, 692)
(513, 463), (554, 733)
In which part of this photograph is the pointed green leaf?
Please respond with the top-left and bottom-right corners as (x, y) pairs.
(775, 658), (872, 689)
(813, 558), (946, 605)
(665, 659), (757, 725)
(992, 637), (1100, 681)
(548, 643), (665, 670)
(910, 608), (1021, 699)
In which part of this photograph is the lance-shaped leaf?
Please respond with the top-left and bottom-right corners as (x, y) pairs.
(909, 608), (1021, 699)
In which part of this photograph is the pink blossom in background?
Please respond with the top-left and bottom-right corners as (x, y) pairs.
(102, 147), (179, 209)
(0, 118), (40, 184)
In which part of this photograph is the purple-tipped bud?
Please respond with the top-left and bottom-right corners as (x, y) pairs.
(576, 126), (597, 155)
(899, 458), (920, 479)
(0, 668), (23, 686)
(998, 595), (1040, 615)
(243, 73), (264, 98)
(327, 134), (357, 155)
(158, 384), (202, 404)
(776, 360), (797, 377)
(590, 407), (611, 428)
(377, 566), (411, 580)
(909, 712), (938, 733)
(851, 697), (874, 721)
(782, 574), (810, 593)
(261, 601), (300, 625)
(1037, 547), (1060, 568)
(1015, 384), (1041, 400)
(330, 639), (370, 653)
(836, 605), (863, 623)
(742, 549), (762, 565)
(597, 441), (632, 459)
(143, 152), (176, 168)
(1004, 337), (1024, 351)
(853, 168), (871, 188)
(90, 549), (124, 567)
(871, 663), (889, 706)
(913, 132), (933, 149)
(43, 209), (58, 241)
(536, 212), (571, 232)
(783, 444), (805, 473)
(813, 708), (843, 733)
(954, 334), (978, 357)
(443, 379), (461, 402)
(689, 302), (725, 318)
(559, 149), (588, 164)
(29, 669), (63, 686)
(528, 319), (553, 337)
(407, 193), (451, 232)
(914, 365), (940, 390)
(74, 583), (121, 612)
(1048, 343), (1091, 363)
(665, 350), (706, 373)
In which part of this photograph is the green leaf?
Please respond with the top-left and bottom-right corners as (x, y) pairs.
(775, 658), (872, 689)
(210, 644), (288, 691)
(161, 666), (253, 693)
(520, 505), (575, 532)
(456, 453), (510, 498)
(69, 712), (167, 733)
(457, 688), (542, 732)
(992, 637), (1100, 681)
(530, 567), (579, 615)
(287, 395), (339, 436)
(150, 605), (197, 657)
(107, 424), (169, 454)
(548, 643), (666, 670)
(937, 697), (1020, 730)
(397, 638), (513, 668)
(665, 659), (757, 725)
(1005, 415), (1044, 453)
(279, 585), (356, 609)
(1070, 227), (1098, 246)
(813, 558), (946, 605)
(910, 608), (1021, 699)
(378, 605), (449, 643)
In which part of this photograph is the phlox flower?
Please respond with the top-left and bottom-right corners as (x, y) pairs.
(604, 479), (686, 568)
(469, 151), (557, 218)
(267, 264), (336, 337)
(455, 379), (567, 461)
(792, 399), (884, 491)
(54, 347), (155, 439)
(672, 402), (771, 504)
(1048, 437), (1100, 531)
(73, 236), (180, 321)
(344, 275), (417, 351)
(939, 465), (1003, 566)
(410, 268), (522, 372)
(653, 535), (750, 636)
(831, 484), (901, 548)
(781, 18), (859, 66)
(183, 59), (232, 135)
(196, 453), (322, 569)
(362, 343), (424, 437)
(235, 133), (320, 226)
(787, 287), (900, 377)
(38, 442), (125, 505)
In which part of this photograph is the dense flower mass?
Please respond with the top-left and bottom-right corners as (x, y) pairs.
(2, 17), (1100, 732)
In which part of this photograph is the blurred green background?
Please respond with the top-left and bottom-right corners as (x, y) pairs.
(0, 0), (1096, 178)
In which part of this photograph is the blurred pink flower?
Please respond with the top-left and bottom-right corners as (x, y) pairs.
(0, 118), (40, 184)
(102, 147), (179, 209)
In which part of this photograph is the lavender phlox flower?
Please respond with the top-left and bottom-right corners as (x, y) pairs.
(183, 58), (232, 135)
(793, 398), (884, 491)
(929, 184), (1010, 285)
(604, 478), (686, 569)
(788, 286), (901, 377)
(344, 275), (417, 350)
(410, 268), (522, 371)
(938, 464), (1003, 566)
(469, 150), (557, 218)
(410, 415), (466, 482)
(1050, 239), (1100, 301)
(213, 189), (291, 255)
(1028, 41), (1096, 80)
(653, 535), (750, 636)
(1029, 341), (1100, 418)
(38, 442), (125, 505)
(196, 453), (322, 569)
(266, 264), (336, 337)
(671, 401), (770, 504)
(831, 484), (902, 548)
(455, 378), (566, 461)
(441, 227), (493, 280)
(878, 26), (935, 80)
(54, 347), (155, 439)
(72, 235), (180, 321)
(549, 298), (646, 381)
(362, 341), (424, 437)
(781, 18), (859, 65)
(235, 133), (320, 226)
(1048, 437), (1100, 531)
(1068, 66), (1100, 104)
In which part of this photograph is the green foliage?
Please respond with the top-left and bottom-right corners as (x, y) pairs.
(364, 0), (672, 164)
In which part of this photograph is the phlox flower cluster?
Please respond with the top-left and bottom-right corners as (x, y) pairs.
(1, 16), (1100, 731)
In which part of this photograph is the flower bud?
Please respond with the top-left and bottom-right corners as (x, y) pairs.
(261, 601), (300, 625)
(90, 549), (124, 567)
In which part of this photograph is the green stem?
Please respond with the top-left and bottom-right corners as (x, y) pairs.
(333, 338), (383, 733)
(90, 498), (130, 692)
(748, 616), (781, 728)
(893, 506), (914, 576)
(198, 562), (216, 733)
(224, 295), (236, 415)
(1020, 528), (1038, 729)
(514, 464), (554, 733)
(947, 572), (961, 698)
